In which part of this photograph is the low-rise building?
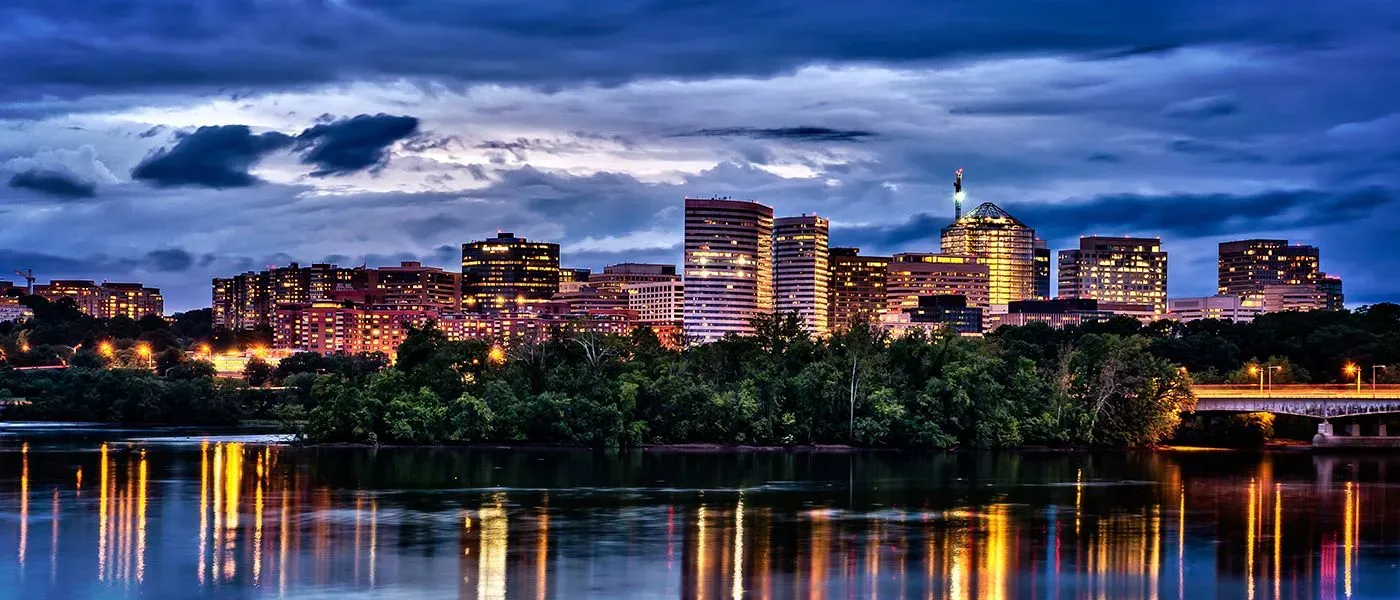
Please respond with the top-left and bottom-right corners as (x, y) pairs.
(1166, 295), (1262, 323)
(989, 298), (1115, 330)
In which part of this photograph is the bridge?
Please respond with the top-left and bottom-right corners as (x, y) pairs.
(1194, 385), (1400, 418)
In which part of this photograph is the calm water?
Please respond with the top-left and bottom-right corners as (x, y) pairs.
(0, 425), (1397, 599)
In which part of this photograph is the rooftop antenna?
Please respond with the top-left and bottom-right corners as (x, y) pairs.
(13, 269), (34, 295)
(953, 168), (965, 220)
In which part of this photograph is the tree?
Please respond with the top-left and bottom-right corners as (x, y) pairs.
(244, 358), (273, 387)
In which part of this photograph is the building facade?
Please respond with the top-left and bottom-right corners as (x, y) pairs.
(904, 294), (983, 336)
(1058, 236), (1168, 315)
(827, 247), (889, 332)
(682, 198), (774, 343)
(990, 298), (1115, 330)
(1261, 284), (1328, 313)
(886, 253), (990, 313)
(590, 263), (680, 292)
(35, 280), (163, 319)
(461, 232), (561, 312)
(273, 303), (437, 357)
(627, 280), (684, 324)
(772, 215), (831, 336)
(1320, 273), (1344, 311)
(368, 261), (461, 312)
(1033, 238), (1051, 300)
(1218, 239), (1320, 296)
(1167, 295), (1262, 323)
(213, 263), (366, 329)
(941, 202), (1038, 306)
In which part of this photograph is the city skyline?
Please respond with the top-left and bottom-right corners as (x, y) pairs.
(3, 1), (1399, 310)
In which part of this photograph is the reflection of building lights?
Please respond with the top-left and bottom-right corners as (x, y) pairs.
(478, 496), (509, 600)
(198, 442), (209, 585)
(1246, 479), (1256, 600)
(1273, 483), (1282, 600)
(19, 442), (29, 568)
(137, 455), (148, 582)
(1344, 481), (1356, 599)
(99, 443), (109, 581)
(732, 494), (745, 600)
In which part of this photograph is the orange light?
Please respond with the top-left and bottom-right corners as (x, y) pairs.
(19, 342), (30, 353)
(1248, 365), (1259, 376)
(136, 343), (152, 359)
(487, 346), (506, 365)
(198, 343), (212, 356)
(99, 342), (115, 357)
(1344, 363), (1358, 376)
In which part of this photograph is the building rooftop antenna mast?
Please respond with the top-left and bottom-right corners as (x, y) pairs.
(13, 269), (34, 295)
(953, 168), (965, 221)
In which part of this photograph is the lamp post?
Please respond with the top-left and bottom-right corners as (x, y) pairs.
(1345, 363), (1360, 394)
(1249, 365), (1262, 392)
(1374, 365), (1387, 394)
(1267, 365), (1282, 395)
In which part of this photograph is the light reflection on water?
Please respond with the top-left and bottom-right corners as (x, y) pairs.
(1, 428), (1400, 599)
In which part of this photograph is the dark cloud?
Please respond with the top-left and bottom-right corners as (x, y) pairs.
(8, 169), (97, 199)
(145, 248), (194, 272)
(295, 113), (419, 176)
(136, 125), (167, 139)
(131, 125), (293, 188)
(5, 0), (1394, 113)
(675, 127), (877, 142)
(1161, 95), (1240, 120)
(1086, 153), (1121, 163)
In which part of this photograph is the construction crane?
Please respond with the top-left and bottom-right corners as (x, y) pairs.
(13, 269), (34, 295)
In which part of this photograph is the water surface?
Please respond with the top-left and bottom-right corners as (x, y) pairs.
(0, 424), (1396, 599)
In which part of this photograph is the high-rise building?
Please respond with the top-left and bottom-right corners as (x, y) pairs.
(35, 280), (163, 319)
(461, 232), (560, 312)
(368, 261), (461, 312)
(1218, 239), (1320, 296)
(773, 215), (830, 335)
(1320, 273), (1344, 311)
(886, 253), (990, 313)
(1033, 239), (1051, 300)
(941, 202), (1037, 305)
(1058, 236), (1168, 315)
(683, 198), (774, 343)
(213, 263), (366, 329)
(627, 280), (684, 324)
(827, 248), (889, 332)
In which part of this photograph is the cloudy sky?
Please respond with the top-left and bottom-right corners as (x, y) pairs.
(2, 0), (1399, 311)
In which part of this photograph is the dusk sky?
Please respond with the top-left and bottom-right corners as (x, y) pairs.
(2, 0), (1399, 311)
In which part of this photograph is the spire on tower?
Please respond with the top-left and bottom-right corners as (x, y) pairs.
(953, 168), (966, 221)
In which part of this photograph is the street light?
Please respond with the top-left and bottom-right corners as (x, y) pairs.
(1249, 365), (1263, 392)
(99, 341), (115, 357)
(1267, 365), (1282, 394)
(1345, 363), (1360, 393)
(1374, 365), (1388, 393)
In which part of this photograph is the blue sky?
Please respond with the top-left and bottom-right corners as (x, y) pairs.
(2, 0), (1398, 310)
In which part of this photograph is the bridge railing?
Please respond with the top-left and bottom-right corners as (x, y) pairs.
(1194, 384), (1400, 399)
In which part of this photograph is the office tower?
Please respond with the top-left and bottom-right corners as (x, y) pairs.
(682, 198), (774, 343)
(35, 280), (102, 315)
(1033, 238), (1051, 300)
(627, 280), (685, 324)
(1167, 295), (1262, 323)
(773, 215), (831, 336)
(1058, 236), (1168, 315)
(461, 232), (561, 312)
(941, 202), (1037, 305)
(368, 261), (462, 312)
(1217, 239), (1320, 296)
(1320, 273), (1344, 311)
(590, 263), (680, 292)
(827, 248), (889, 332)
(885, 253), (990, 312)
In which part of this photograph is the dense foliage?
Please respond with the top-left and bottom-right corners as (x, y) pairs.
(291, 315), (1195, 448)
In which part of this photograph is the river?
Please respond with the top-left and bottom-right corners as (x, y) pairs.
(0, 423), (1396, 599)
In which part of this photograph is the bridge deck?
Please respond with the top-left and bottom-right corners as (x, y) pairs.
(1193, 385), (1400, 418)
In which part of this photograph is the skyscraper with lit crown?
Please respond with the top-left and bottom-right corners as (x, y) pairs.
(461, 232), (560, 312)
(683, 198), (774, 343)
(940, 202), (1038, 305)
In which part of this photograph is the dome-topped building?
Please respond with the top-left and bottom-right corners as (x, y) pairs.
(940, 202), (1038, 305)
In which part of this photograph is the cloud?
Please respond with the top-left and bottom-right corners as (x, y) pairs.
(8, 169), (97, 199)
(675, 127), (877, 142)
(1161, 95), (1240, 120)
(131, 125), (293, 188)
(145, 248), (195, 272)
(295, 113), (419, 176)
